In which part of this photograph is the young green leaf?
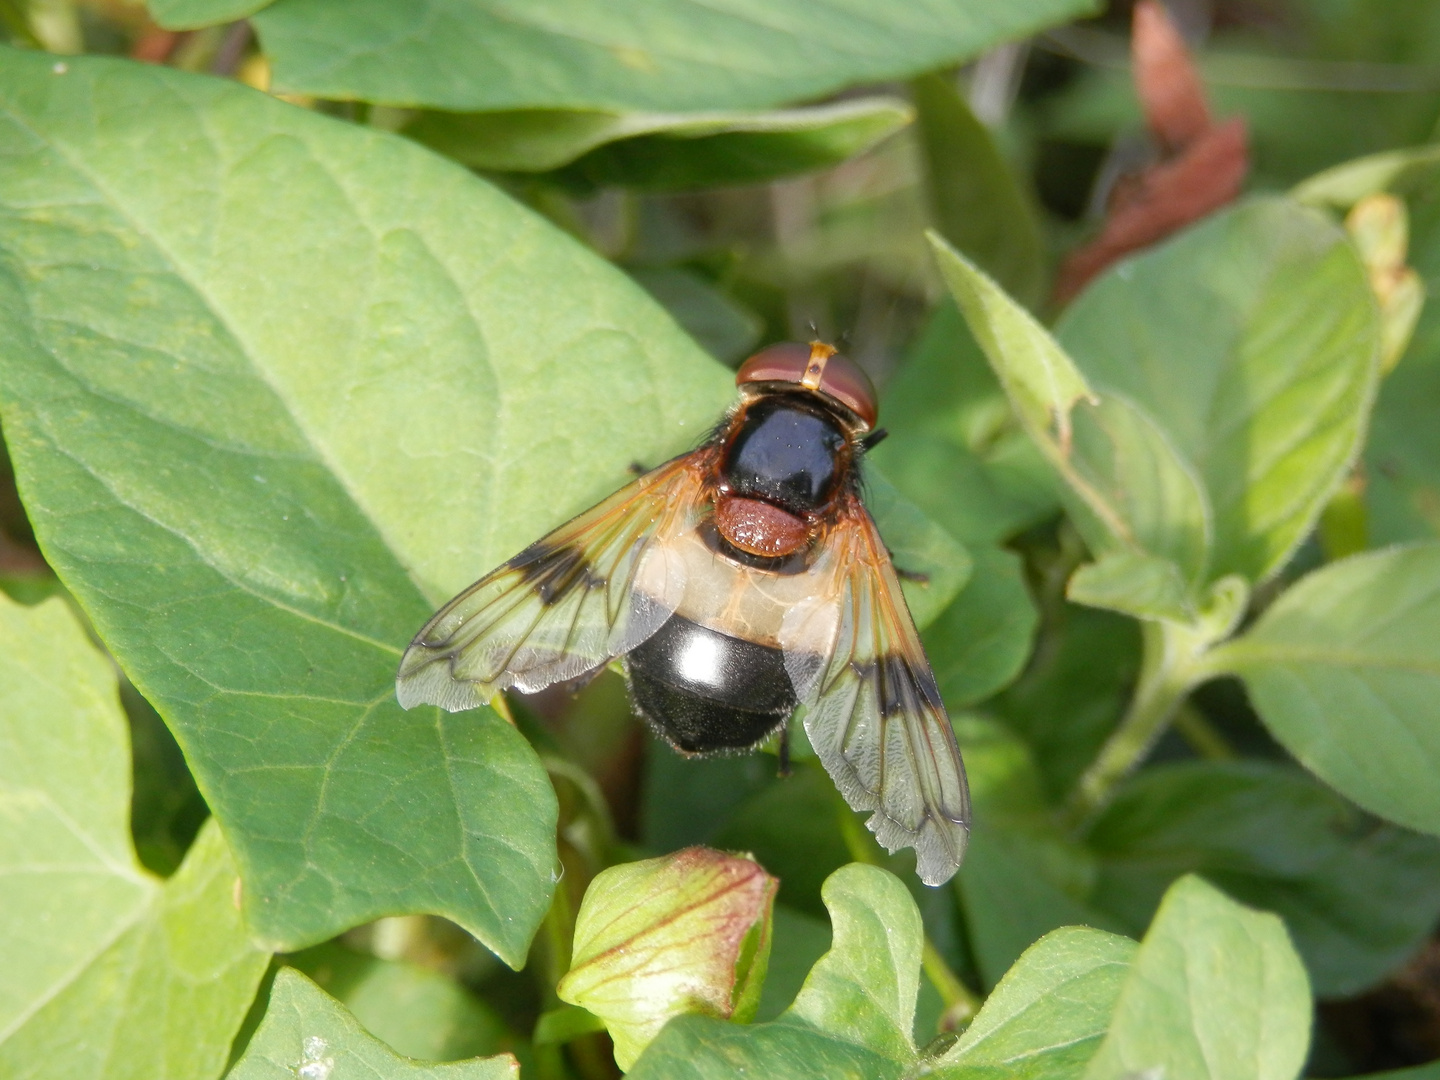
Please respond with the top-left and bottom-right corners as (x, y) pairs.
(408, 98), (912, 189)
(786, 863), (922, 1063)
(1066, 550), (1196, 623)
(1057, 198), (1382, 584)
(912, 73), (1047, 309)
(1205, 543), (1440, 837)
(228, 968), (518, 1079)
(252, 0), (1101, 113)
(932, 926), (1136, 1079)
(929, 234), (1211, 598)
(0, 592), (267, 1079)
(1083, 875), (1311, 1080)
(628, 1013), (906, 1080)
(0, 47), (737, 961)
(1293, 144), (1440, 211)
(1086, 761), (1440, 996)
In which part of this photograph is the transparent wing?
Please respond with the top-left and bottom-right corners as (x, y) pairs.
(396, 451), (711, 712)
(781, 494), (971, 885)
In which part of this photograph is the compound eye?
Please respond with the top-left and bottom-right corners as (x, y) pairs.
(736, 342), (878, 429)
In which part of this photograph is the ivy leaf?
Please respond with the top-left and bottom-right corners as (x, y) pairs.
(1206, 543), (1440, 838)
(228, 968), (519, 1080)
(1083, 875), (1311, 1080)
(0, 594), (269, 1079)
(0, 47), (734, 961)
(250, 0), (1102, 113)
(932, 926), (1135, 1079)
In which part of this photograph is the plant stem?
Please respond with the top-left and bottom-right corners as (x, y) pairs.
(1065, 618), (1203, 827)
(1172, 701), (1236, 760)
(833, 792), (981, 1028)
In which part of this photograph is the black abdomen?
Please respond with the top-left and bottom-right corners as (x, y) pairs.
(625, 614), (796, 754)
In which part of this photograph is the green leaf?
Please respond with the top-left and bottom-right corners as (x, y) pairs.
(1206, 543), (1440, 837)
(1057, 198), (1382, 584)
(1083, 875), (1311, 1080)
(911, 74), (1046, 308)
(1293, 143), (1440, 210)
(994, 605), (1140, 801)
(0, 48), (743, 960)
(146, 0), (272, 30)
(629, 1013), (906, 1080)
(865, 467), (973, 631)
(287, 941), (515, 1061)
(630, 267), (762, 366)
(786, 863), (921, 1063)
(1067, 551), (1196, 623)
(932, 926), (1136, 1080)
(929, 234), (1095, 458)
(408, 98), (912, 189)
(923, 545), (1039, 708)
(0, 593), (270, 1079)
(871, 301), (1058, 549)
(951, 716), (1121, 987)
(229, 968), (519, 1079)
(1086, 761), (1440, 996)
(929, 234), (1210, 592)
(251, 0), (1101, 113)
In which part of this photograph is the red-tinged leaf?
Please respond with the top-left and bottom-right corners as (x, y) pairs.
(1054, 118), (1248, 304)
(557, 848), (778, 1069)
(1133, 0), (1211, 152)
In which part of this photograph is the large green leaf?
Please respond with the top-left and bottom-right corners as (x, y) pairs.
(229, 969), (518, 1080)
(1086, 761), (1440, 996)
(0, 594), (269, 1080)
(628, 1013), (905, 1080)
(1083, 875), (1311, 1080)
(251, 0), (1100, 113)
(1057, 198), (1381, 585)
(1206, 543), (1440, 837)
(911, 74), (1046, 309)
(0, 48), (732, 960)
(933, 926), (1135, 1080)
(407, 98), (912, 189)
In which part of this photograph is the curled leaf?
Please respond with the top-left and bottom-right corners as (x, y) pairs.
(557, 848), (777, 1069)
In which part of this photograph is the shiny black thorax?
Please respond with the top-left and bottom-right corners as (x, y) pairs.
(719, 394), (851, 514)
(627, 392), (859, 757)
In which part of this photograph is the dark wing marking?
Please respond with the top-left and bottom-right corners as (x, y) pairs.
(396, 451), (711, 712)
(780, 493), (970, 885)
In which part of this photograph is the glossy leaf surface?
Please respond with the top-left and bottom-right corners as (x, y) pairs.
(251, 0), (1100, 112)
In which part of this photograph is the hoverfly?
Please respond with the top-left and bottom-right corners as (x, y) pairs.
(396, 342), (970, 885)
